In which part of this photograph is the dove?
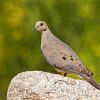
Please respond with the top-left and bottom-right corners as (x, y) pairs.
(32, 21), (100, 90)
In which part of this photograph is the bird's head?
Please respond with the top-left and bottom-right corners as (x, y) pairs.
(32, 21), (48, 32)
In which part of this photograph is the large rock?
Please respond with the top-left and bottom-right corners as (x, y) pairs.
(7, 71), (100, 100)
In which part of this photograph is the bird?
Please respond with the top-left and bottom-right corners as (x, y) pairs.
(32, 20), (100, 90)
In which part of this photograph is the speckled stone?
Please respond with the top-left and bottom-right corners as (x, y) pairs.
(7, 71), (100, 100)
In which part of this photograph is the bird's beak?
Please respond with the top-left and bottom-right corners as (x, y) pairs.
(32, 26), (39, 32)
(32, 27), (36, 32)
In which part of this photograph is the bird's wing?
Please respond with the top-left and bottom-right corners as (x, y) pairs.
(42, 37), (92, 76)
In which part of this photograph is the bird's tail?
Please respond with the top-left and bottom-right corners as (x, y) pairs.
(80, 74), (100, 90)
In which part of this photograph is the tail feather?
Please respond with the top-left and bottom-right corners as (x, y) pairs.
(80, 74), (100, 90)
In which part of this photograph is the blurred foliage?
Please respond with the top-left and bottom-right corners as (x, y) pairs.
(0, 0), (100, 99)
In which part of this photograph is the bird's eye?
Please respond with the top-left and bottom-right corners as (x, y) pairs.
(40, 23), (43, 26)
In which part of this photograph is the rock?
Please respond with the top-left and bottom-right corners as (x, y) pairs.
(7, 71), (100, 100)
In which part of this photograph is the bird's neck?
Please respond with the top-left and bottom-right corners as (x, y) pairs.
(41, 29), (53, 50)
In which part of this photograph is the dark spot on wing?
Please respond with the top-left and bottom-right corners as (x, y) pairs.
(70, 55), (72, 57)
(71, 58), (74, 61)
(60, 52), (62, 55)
(79, 64), (81, 66)
(87, 74), (91, 77)
(62, 57), (66, 60)
(69, 55), (75, 61)
(53, 64), (57, 67)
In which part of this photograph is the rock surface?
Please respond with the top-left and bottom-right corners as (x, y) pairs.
(7, 71), (100, 100)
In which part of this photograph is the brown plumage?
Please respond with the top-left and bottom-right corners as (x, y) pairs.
(33, 21), (100, 90)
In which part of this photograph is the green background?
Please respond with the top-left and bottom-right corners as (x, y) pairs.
(0, 0), (100, 99)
